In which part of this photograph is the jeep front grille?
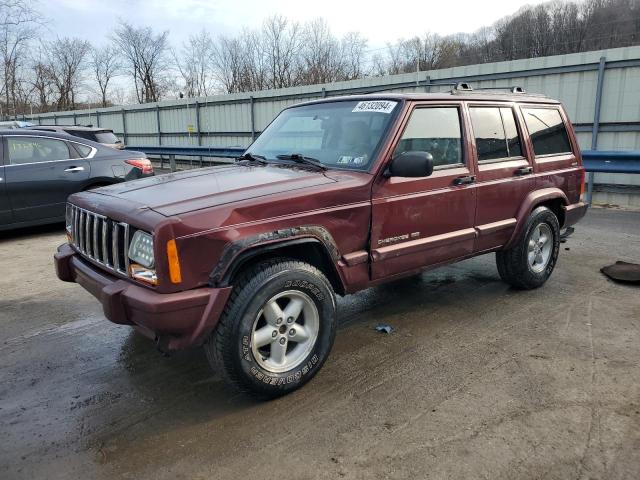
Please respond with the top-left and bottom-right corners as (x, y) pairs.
(67, 204), (130, 275)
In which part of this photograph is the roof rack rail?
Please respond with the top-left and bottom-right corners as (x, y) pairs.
(475, 86), (527, 94)
(451, 83), (529, 94)
(360, 82), (459, 95)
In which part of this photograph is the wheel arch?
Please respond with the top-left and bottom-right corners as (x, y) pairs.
(210, 227), (346, 296)
(504, 188), (568, 249)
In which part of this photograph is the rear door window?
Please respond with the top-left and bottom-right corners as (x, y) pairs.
(469, 106), (523, 161)
(7, 137), (71, 165)
(522, 107), (572, 156)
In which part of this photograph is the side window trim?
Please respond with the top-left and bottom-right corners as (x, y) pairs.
(392, 103), (466, 169)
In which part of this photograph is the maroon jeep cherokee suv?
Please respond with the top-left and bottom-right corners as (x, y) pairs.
(55, 88), (588, 397)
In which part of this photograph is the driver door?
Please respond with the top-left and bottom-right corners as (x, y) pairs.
(370, 102), (477, 280)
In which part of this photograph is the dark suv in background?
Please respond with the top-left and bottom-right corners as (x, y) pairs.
(28, 126), (125, 149)
(1, 129), (152, 231)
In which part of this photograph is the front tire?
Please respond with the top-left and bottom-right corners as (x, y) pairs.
(205, 258), (337, 399)
(496, 206), (560, 289)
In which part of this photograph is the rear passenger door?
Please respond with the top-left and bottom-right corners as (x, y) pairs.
(468, 103), (534, 251)
(4, 135), (90, 223)
(370, 103), (477, 280)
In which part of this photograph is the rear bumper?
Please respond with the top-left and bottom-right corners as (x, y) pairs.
(562, 201), (589, 228)
(54, 243), (232, 350)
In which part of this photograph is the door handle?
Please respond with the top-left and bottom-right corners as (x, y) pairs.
(64, 166), (85, 172)
(453, 175), (476, 186)
(514, 166), (533, 176)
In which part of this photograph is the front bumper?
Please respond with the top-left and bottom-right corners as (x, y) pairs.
(54, 243), (232, 350)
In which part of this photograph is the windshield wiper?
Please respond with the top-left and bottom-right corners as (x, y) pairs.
(236, 152), (269, 164)
(276, 153), (327, 170)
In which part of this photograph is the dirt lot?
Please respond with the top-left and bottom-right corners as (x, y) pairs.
(1, 208), (639, 480)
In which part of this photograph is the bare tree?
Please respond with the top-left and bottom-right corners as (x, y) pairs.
(89, 45), (120, 107)
(263, 15), (302, 89)
(173, 30), (215, 97)
(0, 0), (42, 117)
(340, 32), (368, 80)
(299, 18), (343, 84)
(45, 37), (90, 111)
(212, 30), (269, 93)
(29, 45), (54, 111)
(211, 35), (244, 93)
(112, 21), (169, 103)
(1, 1), (638, 112)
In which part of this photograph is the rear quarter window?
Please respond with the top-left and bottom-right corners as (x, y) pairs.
(522, 107), (572, 156)
(74, 143), (93, 157)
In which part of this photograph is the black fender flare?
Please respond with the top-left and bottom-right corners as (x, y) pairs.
(209, 226), (343, 289)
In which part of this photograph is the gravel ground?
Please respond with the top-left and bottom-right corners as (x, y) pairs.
(1, 207), (639, 480)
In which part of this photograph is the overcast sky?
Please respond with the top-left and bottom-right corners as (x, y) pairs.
(40, 0), (544, 48)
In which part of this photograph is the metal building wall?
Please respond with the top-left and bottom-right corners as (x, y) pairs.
(24, 45), (640, 204)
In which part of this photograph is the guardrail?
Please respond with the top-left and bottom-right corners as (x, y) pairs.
(127, 145), (245, 171)
(129, 146), (640, 204)
(581, 150), (640, 204)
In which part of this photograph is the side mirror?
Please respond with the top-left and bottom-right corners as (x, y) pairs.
(387, 151), (434, 178)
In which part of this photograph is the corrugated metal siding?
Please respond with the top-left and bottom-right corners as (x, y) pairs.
(22, 46), (640, 191)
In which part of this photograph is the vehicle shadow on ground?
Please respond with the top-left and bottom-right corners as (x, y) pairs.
(0, 222), (65, 242)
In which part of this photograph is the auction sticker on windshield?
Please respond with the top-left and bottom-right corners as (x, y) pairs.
(352, 100), (397, 114)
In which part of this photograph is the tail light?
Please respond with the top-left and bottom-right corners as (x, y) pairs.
(578, 167), (586, 197)
(125, 158), (153, 174)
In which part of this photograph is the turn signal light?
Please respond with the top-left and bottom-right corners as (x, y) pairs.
(167, 239), (182, 284)
(125, 158), (154, 174)
(579, 167), (586, 197)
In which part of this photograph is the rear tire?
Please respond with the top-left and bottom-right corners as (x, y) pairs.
(205, 258), (337, 399)
(496, 206), (560, 289)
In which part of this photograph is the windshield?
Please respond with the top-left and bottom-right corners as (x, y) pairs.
(247, 99), (400, 171)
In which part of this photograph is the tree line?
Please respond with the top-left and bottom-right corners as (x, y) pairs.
(1, 0), (638, 118)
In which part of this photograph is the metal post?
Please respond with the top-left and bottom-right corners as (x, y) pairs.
(587, 56), (607, 205)
(424, 75), (431, 93)
(195, 100), (202, 166)
(169, 154), (176, 172)
(73, 112), (77, 126)
(96, 110), (101, 128)
(121, 109), (128, 145)
(250, 96), (256, 141)
(195, 100), (202, 146)
(53, 113), (57, 126)
(156, 105), (162, 146)
(321, 87), (327, 98)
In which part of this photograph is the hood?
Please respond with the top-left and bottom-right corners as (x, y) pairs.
(94, 164), (337, 216)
